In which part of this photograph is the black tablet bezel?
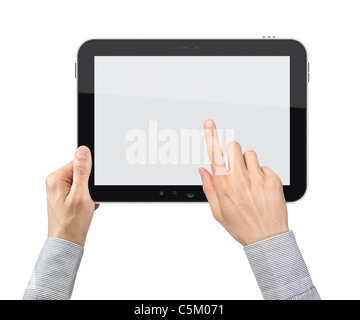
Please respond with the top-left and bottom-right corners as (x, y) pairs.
(78, 39), (307, 202)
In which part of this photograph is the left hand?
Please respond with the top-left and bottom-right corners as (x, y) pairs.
(46, 146), (99, 247)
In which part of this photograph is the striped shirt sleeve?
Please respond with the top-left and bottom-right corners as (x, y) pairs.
(244, 230), (321, 300)
(23, 237), (83, 300)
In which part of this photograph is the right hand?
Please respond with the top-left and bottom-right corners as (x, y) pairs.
(198, 119), (289, 246)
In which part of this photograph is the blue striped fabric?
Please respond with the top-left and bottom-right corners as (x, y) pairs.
(23, 238), (83, 300)
(244, 231), (321, 300)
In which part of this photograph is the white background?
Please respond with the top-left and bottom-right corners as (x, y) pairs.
(0, 0), (359, 300)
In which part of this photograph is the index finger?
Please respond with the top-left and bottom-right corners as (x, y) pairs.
(204, 119), (228, 176)
(46, 161), (74, 201)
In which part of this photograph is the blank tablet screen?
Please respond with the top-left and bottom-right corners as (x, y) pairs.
(94, 56), (290, 186)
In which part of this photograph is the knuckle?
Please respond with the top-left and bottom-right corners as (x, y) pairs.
(244, 150), (257, 159)
(212, 151), (225, 165)
(74, 161), (90, 176)
(267, 175), (282, 187)
(70, 191), (89, 207)
(226, 141), (241, 152)
(45, 173), (57, 189)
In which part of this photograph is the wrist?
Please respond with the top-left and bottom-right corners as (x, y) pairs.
(241, 226), (289, 246)
(256, 229), (289, 245)
(48, 229), (86, 247)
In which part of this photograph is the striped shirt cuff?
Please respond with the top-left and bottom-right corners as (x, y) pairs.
(244, 231), (320, 300)
(23, 238), (84, 300)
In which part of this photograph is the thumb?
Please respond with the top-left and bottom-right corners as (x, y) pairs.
(198, 167), (223, 223)
(72, 146), (92, 192)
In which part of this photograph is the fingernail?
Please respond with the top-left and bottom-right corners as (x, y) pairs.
(204, 119), (215, 128)
(76, 146), (90, 158)
(198, 168), (204, 176)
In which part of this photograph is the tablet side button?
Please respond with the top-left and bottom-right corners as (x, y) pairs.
(75, 62), (77, 79)
(308, 62), (310, 83)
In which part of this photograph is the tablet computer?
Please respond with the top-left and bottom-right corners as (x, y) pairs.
(77, 39), (307, 202)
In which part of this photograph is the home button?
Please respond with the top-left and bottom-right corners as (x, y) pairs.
(186, 191), (195, 199)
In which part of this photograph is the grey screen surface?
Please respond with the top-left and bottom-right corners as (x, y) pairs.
(94, 56), (290, 185)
